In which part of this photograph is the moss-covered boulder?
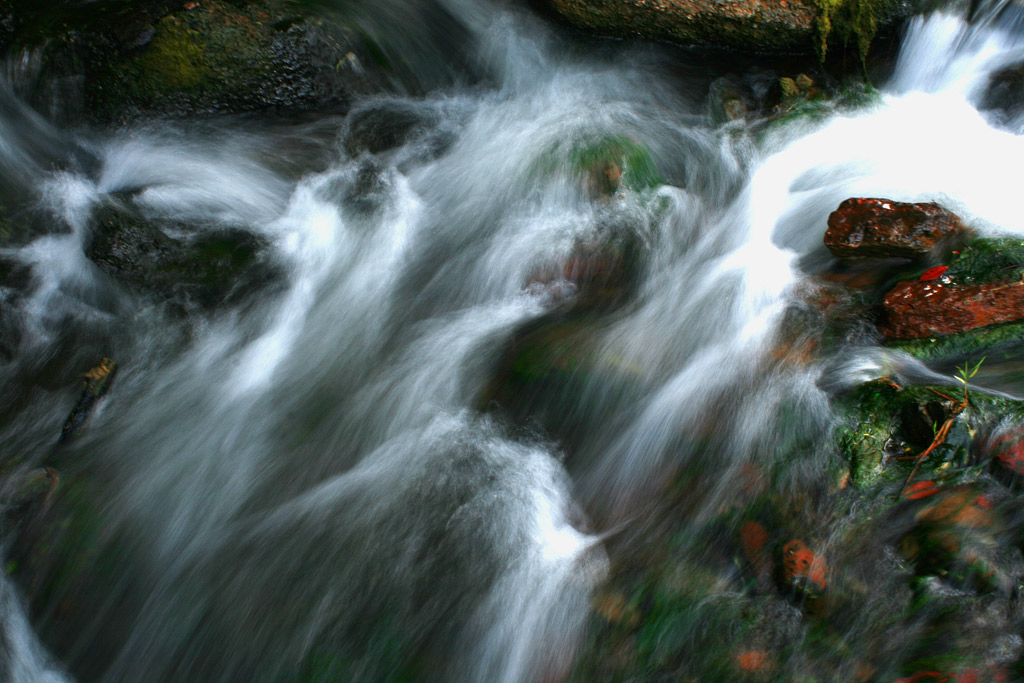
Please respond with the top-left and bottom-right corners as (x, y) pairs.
(19, 0), (388, 122)
(541, 0), (913, 59)
(85, 201), (281, 308)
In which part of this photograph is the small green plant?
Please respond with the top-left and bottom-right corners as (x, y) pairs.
(955, 356), (985, 405)
(899, 357), (984, 497)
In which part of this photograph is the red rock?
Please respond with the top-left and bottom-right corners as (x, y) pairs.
(824, 198), (966, 260)
(880, 277), (1024, 339)
(780, 539), (827, 591)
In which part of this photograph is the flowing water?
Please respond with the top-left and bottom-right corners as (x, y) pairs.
(1, 0), (1024, 680)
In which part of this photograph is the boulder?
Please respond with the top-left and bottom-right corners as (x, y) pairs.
(22, 0), (388, 122)
(880, 278), (1024, 340)
(824, 198), (967, 261)
(540, 0), (911, 57)
(979, 61), (1024, 128)
(85, 202), (280, 308)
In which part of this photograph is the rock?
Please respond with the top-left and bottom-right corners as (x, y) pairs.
(778, 539), (828, 594)
(883, 238), (1024, 359)
(979, 61), (1024, 127)
(880, 278), (1024, 340)
(28, 0), (388, 122)
(540, 0), (911, 57)
(85, 202), (281, 308)
(343, 102), (432, 156)
(525, 230), (642, 310)
(824, 198), (967, 261)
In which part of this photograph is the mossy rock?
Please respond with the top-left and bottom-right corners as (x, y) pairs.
(884, 238), (1024, 363)
(85, 201), (282, 308)
(834, 380), (1024, 488)
(25, 0), (388, 122)
(533, 135), (664, 197)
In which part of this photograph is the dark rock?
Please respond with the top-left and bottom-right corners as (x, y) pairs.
(34, 0), (389, 122)
(880, 278), (1024, 340)
(343, 102), (429, 156)
(824, 198), (967, 261)
(979, 61), (1024, 125)
(84, 202), (280, 308)
(525, 230), (642, 311)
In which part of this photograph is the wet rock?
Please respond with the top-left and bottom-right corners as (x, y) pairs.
(824, 198), (967, 261)
(343, 102), (431, 156)
(85, 202), (280, 308)
(885, 237), (1024, 358)
(525, 230), (642, 311)
(540, 0), (911, 56)
(59, 358), (116, 443)
(35, 0), (388, 122)
(880, 278), (1024, 340)
(572, 137), (663, 196)
(778, 539), (828, 594)
(979, 61), (1024, 126)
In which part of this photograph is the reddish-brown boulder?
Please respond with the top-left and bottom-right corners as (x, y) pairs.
(825, 198), (966, 260)
(880, 277), (1024, 339)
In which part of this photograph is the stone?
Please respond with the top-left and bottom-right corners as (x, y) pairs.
(880, 277), (1024, 340)
(17, 0), (388, 123)
(779, 539), (828, 593)
(824, 198), (967, 260)
(979, 61), (1024, 127)
(85, 202), (281, 308)
(540, 0), (911, 56)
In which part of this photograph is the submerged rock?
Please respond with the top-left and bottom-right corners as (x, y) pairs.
(824, 198), (967, 261)
(85, 202), (280, 308)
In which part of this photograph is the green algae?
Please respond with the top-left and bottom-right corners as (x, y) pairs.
(812, 0), (893, 65)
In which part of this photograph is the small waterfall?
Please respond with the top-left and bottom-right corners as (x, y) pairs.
(0, 0), (1023, 680)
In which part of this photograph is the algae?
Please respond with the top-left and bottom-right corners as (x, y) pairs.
(812, 0), (892, 65)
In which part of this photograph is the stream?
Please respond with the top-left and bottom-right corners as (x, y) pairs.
(1, 0), (1024, 680)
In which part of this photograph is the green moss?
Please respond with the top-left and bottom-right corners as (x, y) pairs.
(569, 136), (664, 192)
(135, 17), (210, 93)
(945, 236), (1024, 285)
(835, 380), (1024, 488)
(887, 321), (1024, 364)
(531, 135), (664, 195)
(812, 0), (892, 65)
